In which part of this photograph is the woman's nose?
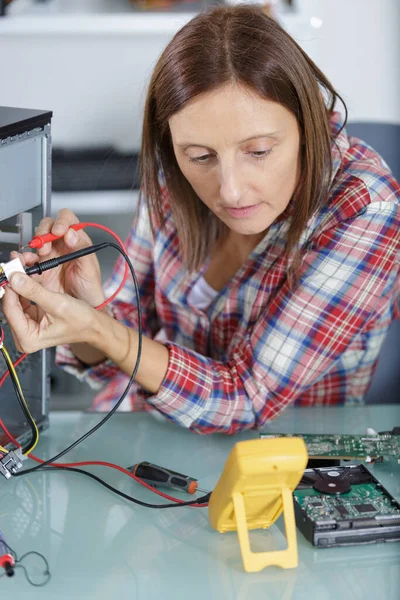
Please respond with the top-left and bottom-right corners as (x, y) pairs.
(219, 163), (244, 206)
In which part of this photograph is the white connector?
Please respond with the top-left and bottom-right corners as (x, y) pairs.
(0, 450), (24, 479)
(1, 257), (25, 281)
(0, 257), (25, 299)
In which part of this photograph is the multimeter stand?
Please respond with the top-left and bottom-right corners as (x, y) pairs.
(208, 438), (308, 573)
(232, 484), (298, 572)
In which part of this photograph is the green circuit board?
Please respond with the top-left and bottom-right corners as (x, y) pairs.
(293, 464), (400, 547)
(294, 483), (400, 522)
(260, 432), (400, 462)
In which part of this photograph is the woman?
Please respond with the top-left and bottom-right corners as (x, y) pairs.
(3, 6), (400, 434)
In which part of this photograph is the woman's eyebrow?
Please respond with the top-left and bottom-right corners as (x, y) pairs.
(237, 132), (280, 143)
(176, 132), (280, 148)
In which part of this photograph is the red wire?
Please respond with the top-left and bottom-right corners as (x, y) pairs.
(0, 225), (209, 507)
(0, 222), (128, 387)
(0, 418), (208, 508)
(0, 353), (26, 388)
(0, 225), (209, 506)
(77, 222), (129, 311)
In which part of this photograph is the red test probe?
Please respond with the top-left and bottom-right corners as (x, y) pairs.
(22, 223), (86, 250)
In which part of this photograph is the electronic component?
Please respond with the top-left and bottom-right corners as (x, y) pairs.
(260, 431), (400, 462)
(293, 464), (400, 547)
(130, 461), (208, 495)
(0, 449), (24, 479)
(208, 437), (308, 572)
(0, 258), (25, 298)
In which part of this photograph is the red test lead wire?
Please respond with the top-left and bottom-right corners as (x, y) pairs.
(0, 222), (130, 388)
(0, 225), (207, 507)
(24, 223), (87, 250)
(23, 222), (129, 311)
(0, 419), (208, 508)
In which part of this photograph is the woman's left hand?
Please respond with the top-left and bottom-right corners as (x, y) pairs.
(2, 271), (97, 353)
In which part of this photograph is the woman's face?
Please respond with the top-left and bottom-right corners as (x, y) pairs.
(169, 83), (301, 239)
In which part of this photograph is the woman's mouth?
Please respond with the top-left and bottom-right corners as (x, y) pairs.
(225, 204), (261, 218)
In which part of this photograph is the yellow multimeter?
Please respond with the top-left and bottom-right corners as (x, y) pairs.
(208, 437), (308, 573)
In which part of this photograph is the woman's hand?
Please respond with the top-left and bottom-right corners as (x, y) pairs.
(24, 208), (105, 308)
(2, 271), (98, 353)
(3, 266), (170, 396)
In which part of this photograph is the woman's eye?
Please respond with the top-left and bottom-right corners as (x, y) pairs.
(188, 154), (212, 164)
(248, 149), (272, 160)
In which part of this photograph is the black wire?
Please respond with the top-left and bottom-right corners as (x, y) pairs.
(2, 350), (37, 454)
(0, 239), (206, 589)
(15, 551), (51, 587)
(15, 242), (142, 476)
(25, 241), (110, 276)
(28, 465), (211, 508)
(0, 540), (50, 587)
(0, 344), (38, 454)
(5, 241), (210, 513)
(12, 562), (51, 587)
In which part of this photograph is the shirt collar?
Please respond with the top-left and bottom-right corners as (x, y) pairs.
(330, 111), (350, 184)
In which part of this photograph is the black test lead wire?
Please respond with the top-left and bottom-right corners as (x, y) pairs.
(28, 465), (211, 508)
(9, 242), (210, 508)
(15, 241), (142, 474)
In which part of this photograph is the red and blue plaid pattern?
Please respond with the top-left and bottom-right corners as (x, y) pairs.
(57, 113), (400, 433)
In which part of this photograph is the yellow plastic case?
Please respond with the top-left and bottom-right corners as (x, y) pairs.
(208, 437), (308, 572)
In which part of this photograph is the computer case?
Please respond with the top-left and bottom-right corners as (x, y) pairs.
(0, 106), (52, 449)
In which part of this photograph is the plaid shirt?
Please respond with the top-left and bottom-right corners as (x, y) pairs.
(57, 113), (400, 433)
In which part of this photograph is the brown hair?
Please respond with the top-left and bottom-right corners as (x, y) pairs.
(141, 5), (347, 278)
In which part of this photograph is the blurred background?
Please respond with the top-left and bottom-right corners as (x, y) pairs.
(0, 0), (399, 409)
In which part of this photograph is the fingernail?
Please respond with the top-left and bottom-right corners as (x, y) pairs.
(67, 229), (78, 246)
(10, 273), (26, 290)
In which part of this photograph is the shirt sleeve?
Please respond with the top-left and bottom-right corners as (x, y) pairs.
(148, 199), (400, 434)
(55, 199), (159, 389)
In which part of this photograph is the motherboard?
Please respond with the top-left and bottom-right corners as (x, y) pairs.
(260, 430), (400, 462)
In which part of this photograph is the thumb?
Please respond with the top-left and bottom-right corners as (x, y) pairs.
(9, 272), (59, 312)
(10, 272), (31, 293)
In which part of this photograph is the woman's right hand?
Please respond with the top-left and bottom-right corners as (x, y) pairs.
(18, 208), (106, 308)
